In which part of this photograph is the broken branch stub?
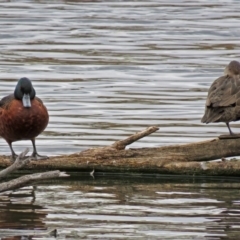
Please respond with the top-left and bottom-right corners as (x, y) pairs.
(111, 126), (159, 150)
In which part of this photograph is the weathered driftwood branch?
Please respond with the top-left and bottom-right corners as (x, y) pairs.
(0, 228), (57, 239)
(0, 126), (240, 176)
(111, 126), (159, 150)
(0, 170), (69, 192)
(0, 148), (31, 179)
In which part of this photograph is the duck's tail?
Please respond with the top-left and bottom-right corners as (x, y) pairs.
(201, 107), (223, 123)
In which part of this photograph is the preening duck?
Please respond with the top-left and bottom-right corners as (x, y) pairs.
(201, 60), (240, 135)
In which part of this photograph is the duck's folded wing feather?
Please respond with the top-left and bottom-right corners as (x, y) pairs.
(206, 76), (240, 107)
(0, 94), (15, 109)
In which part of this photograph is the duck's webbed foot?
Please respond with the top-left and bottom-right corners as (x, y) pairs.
(10, 153), (29, 162)
(8, 142), (18, 162)
(31, 152), (49, 161)
(10, 153), (18, 162)
(31, 138), (48, 161)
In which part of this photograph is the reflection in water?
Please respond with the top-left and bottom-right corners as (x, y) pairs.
(1, 175), (240, 239)
(0, 186), (47, 239)
(0, 187), (46, 229)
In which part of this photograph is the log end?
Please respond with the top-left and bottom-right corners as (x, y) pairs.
(218, 134), (240, 139)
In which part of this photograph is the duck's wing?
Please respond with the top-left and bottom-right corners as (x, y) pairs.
(35, 96), (44, 105)
(0, 94), (14, 109)
(206, 75), (240, 108)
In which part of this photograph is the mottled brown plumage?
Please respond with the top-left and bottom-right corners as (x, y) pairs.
(0, 77), (49, 160)
(201, 60), (240, 135)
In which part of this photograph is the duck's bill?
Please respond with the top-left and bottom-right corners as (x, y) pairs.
(23, 93), (31, 107)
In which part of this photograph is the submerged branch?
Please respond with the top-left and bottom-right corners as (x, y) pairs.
(0, 170), (69, 192)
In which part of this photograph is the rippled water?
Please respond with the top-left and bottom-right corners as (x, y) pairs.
(0, 0), (240, 156)
(1, 174), (240, 239)
(1, 1), (240, 239)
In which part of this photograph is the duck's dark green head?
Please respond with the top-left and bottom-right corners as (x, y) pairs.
(14, 77), (36, 108)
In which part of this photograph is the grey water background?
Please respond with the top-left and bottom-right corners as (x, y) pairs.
(1, 0), (240, 239)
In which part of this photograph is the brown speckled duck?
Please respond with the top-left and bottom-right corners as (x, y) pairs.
(201, 60), (240, 135)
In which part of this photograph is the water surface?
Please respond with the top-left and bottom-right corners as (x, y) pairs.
(0, 0), (240, 156)
(1, 174), (240, 239)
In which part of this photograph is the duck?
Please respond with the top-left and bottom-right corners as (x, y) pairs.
(0, 77), (49, 160)
(201, 60), (240, 135)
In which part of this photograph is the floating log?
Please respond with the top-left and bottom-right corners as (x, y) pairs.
(0, 126), (240, 176)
